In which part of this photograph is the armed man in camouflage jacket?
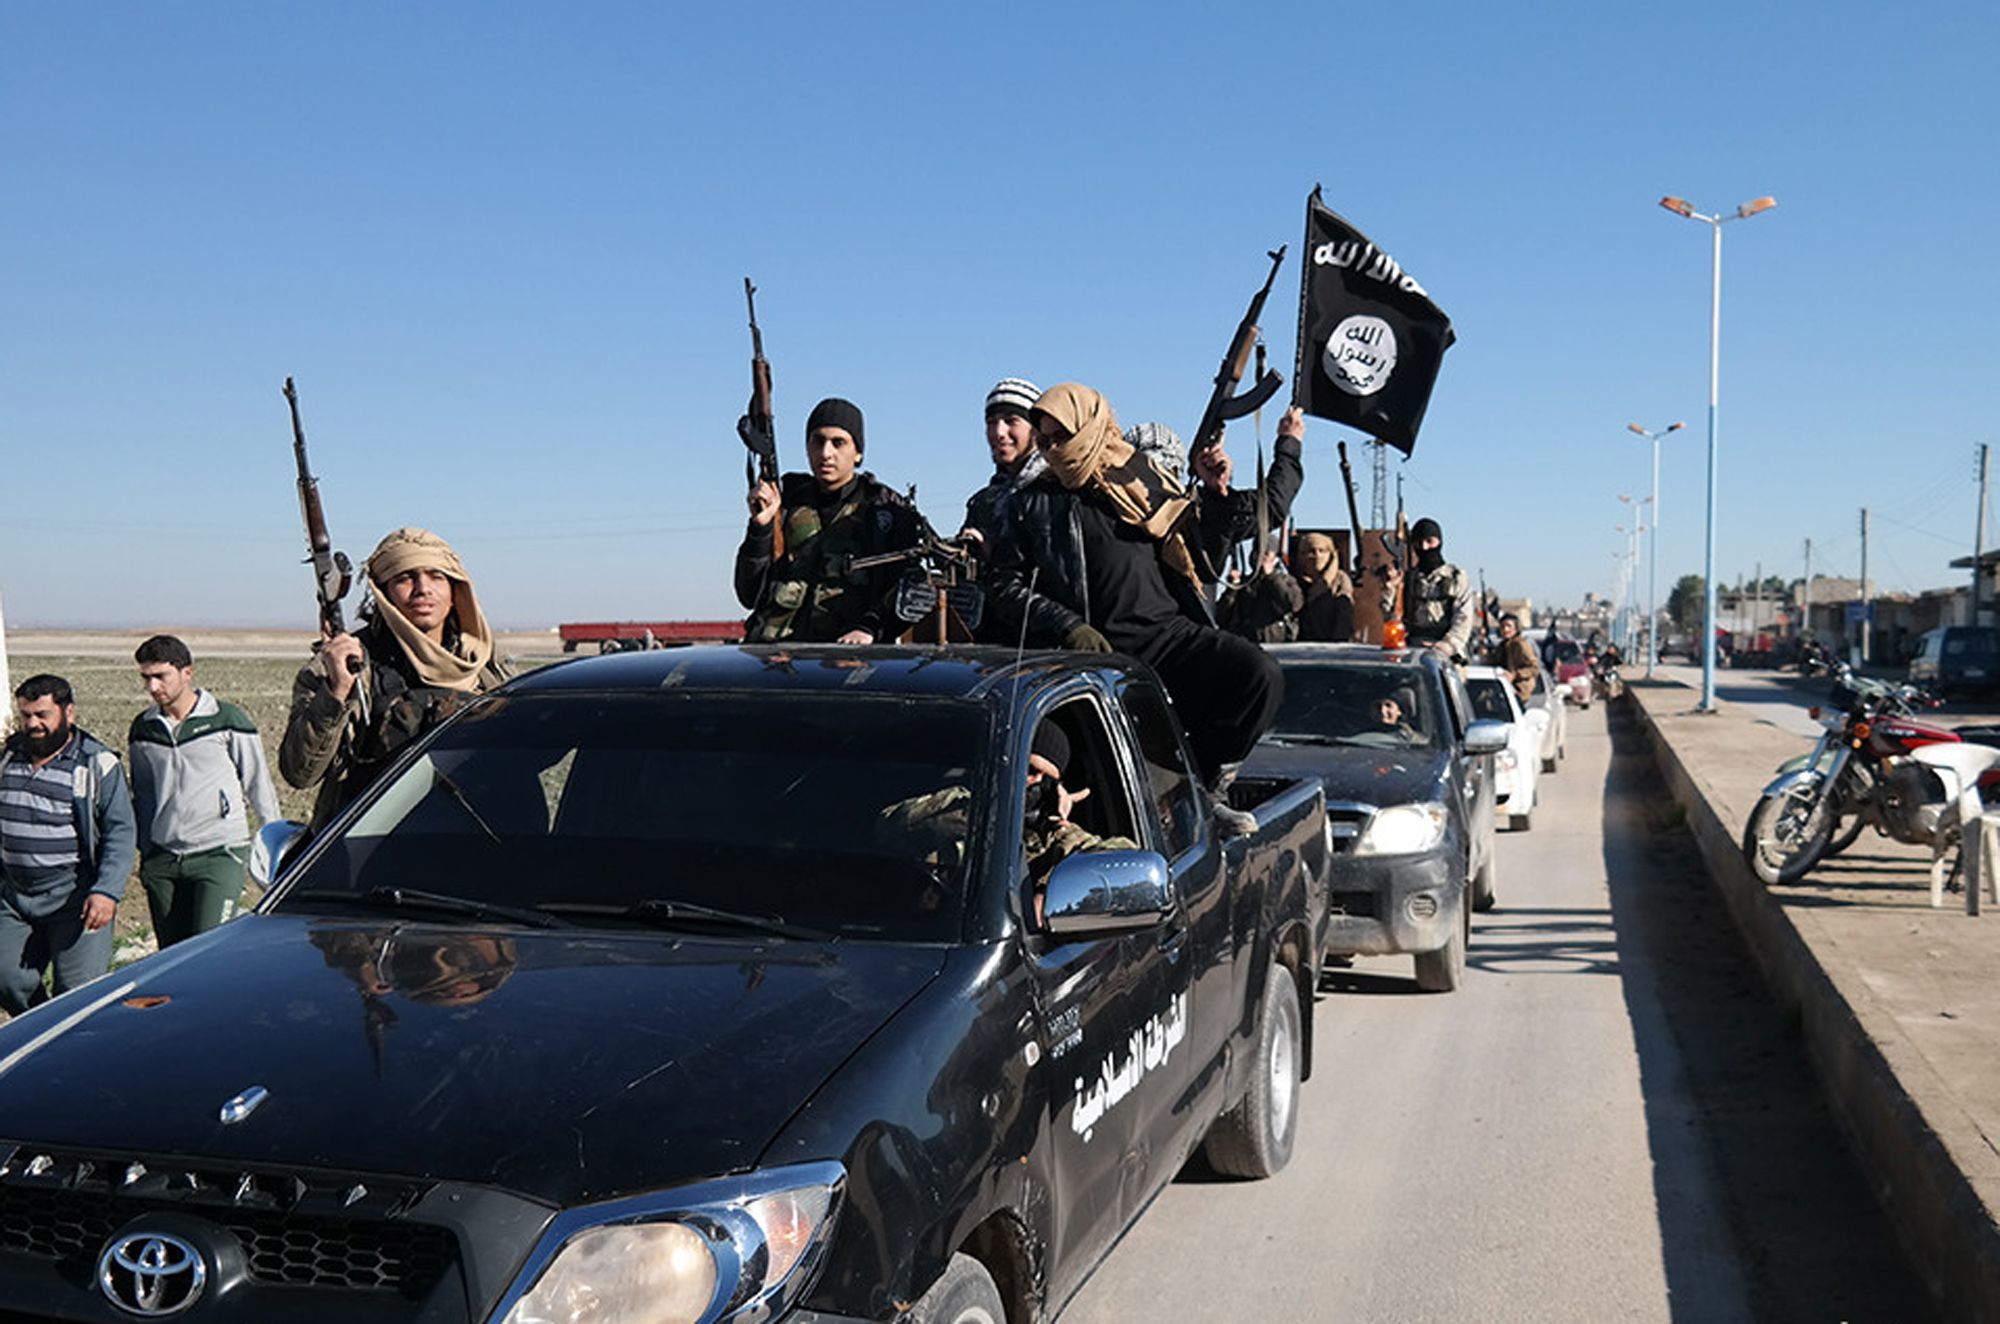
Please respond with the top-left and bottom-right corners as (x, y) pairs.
(1383, 517), (1475, 661)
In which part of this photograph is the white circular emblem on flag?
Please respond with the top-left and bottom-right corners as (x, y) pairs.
(1323, 316), (1398, 396)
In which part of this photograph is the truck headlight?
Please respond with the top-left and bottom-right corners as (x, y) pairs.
(498, 1162), (844, 1324)
(1354, 804), (1447, 856)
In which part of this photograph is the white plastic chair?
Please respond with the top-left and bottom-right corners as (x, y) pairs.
(1909, 742), (2000, 913)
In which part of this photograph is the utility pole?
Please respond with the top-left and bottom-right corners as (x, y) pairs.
(1975, 444), (1991, 627)
(1369, 441), (1389, 530)
(1753, 561), (1762, 636)
(1803, 537), (1814, 639)
(1859, 507), (1872, 666)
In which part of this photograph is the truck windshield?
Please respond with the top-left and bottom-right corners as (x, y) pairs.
(1264, 663), (1439, 749)
(273, 692), (989, 943)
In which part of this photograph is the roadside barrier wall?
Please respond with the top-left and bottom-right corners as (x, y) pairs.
(1628, 682), (2000, 1324)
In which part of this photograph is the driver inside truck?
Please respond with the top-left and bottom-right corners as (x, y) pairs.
(1371, 688), (1422, 744)
(874, 718), (1132, 927)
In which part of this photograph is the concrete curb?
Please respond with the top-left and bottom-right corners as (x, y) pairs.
(1629, 683), (2000, 1323)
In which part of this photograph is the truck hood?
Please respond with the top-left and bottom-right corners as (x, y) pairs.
(1248, 740), (1452, 809)
(0, 915), (945, 1207)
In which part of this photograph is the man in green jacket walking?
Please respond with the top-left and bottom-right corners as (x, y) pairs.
(129, 635), (280, 946)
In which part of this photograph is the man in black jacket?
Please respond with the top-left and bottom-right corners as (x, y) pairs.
(735, 398), (927, 643)
(986, 384), (1281, 828)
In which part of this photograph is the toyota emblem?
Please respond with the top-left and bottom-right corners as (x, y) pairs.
(97, 1232), (208, 1317)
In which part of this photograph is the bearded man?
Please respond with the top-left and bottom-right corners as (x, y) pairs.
(0, 675), (138, 1014)
(280, 527), (510, 831)
(985, 383), (1281, 831)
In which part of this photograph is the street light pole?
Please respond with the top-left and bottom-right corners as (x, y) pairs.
(1660, 194), (1775, 712)
(1627, 420), (1685, 678)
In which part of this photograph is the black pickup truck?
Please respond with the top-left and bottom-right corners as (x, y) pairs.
(1246, 644), (1506, 992)
(0, 646), (1327, 1324)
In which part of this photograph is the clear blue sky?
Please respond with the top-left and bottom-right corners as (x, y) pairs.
(4, 0), (1995, 628)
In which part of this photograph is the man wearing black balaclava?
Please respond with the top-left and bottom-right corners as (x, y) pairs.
(735, 396), (928, 643)
(1384, 517), (1474, 660)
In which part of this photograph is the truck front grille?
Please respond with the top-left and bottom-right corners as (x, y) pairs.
(0, 1145), (454, 1298)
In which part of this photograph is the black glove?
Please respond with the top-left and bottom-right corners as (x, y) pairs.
(1064, 623), (1113, 653)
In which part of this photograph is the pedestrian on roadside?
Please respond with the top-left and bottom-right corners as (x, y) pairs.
(735, 397), (928, 644)
(1383, 517), (1474, 660)
(1293, 532), (1356, 643)
(281, 527), (510, 832)
(0, 675), (137, 1013)
(127, 635), (280, 946)
(985, 383), (1282, 832)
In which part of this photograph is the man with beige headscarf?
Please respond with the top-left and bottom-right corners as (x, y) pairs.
(985, 384), (1281, 832)
(1293, 533), (1356, 643)
(280, 528), (509, 830)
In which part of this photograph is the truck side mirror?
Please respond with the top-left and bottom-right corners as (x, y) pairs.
(1044, 850), (1173, 937)
(1462, 719), (1510, 756)
(250, 820), (309, 888)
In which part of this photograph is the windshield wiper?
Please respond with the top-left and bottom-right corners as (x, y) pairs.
(286, 886), (566, 929)
(1263, 732), (1341, 746)
(538, 899), (828, 941)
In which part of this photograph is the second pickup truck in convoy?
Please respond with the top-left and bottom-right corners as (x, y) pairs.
(1247, 643), (1506, 992)
(0, 645), (1327, 1324)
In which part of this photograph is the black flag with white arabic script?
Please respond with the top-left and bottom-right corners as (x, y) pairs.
(1292, 187), (1454, 455)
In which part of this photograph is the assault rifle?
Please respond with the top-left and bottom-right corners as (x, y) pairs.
(1190, 246), (1287, 457)
(741, 278), (784, 556)
(284, 377), (359, 671)
(1335, 441), (1365, 575)
(742, 278), (780, 487)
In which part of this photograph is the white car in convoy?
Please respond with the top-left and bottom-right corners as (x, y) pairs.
(1523, 661), (1566, 773)
(1463, 665), (1544, 831)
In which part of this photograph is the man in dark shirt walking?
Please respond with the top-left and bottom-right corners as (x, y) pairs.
(0, 675), (137, 1014)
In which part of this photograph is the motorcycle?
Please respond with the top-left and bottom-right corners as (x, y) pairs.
(1741, 665), (2000, 885)
(1590, 650), (1624, 701)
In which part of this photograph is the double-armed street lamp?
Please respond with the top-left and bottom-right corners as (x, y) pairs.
(1627, 420), (1685, 678)
(1659, 193), (1776, 712)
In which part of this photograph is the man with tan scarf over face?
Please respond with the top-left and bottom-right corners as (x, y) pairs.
(280, 528), (510, 831)
(1293, 533), (1356, 643)
(985, 384), (1282, 833)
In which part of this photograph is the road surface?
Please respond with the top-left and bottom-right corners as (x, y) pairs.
(1061, 699), (1933, 1323)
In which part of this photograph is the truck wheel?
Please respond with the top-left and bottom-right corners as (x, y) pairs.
(1202, 966), (1301, 1179)
(1472, 850), (1497, 913)
(907, 1254), (1005, 1324)
(1509, 812), (1531, 833)
(1414, 903), (1468, 992)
